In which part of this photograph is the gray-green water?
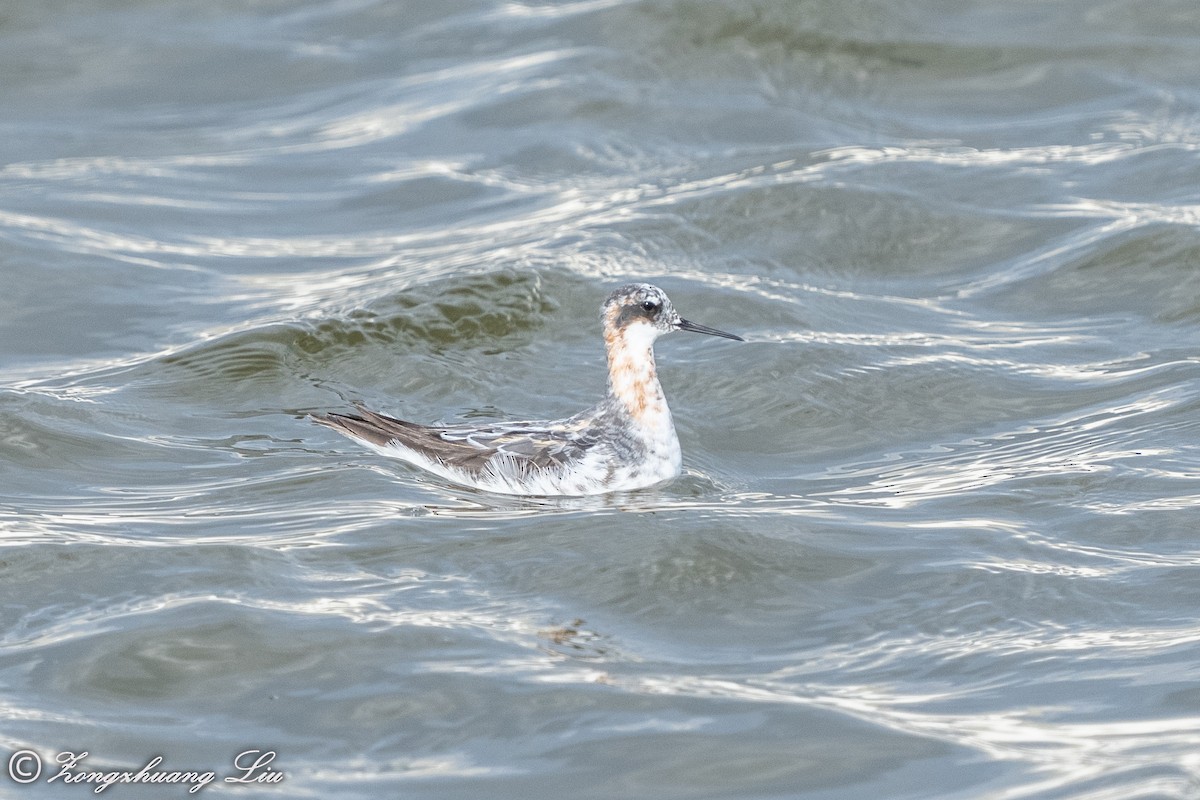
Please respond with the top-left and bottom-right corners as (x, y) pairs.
(4, 1), (1200, 798)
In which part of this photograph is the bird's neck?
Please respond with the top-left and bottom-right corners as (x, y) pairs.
(605, 330), (671, 429)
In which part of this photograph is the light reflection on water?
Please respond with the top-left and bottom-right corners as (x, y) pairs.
(4, 0), (1200, 797)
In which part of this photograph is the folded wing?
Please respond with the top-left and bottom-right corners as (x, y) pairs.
(314, 407), (597, 473)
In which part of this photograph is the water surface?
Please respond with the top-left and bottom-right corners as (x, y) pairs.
(3, 1), (1200, 798)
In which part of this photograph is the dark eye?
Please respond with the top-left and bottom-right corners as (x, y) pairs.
(641, 300), (659, 313)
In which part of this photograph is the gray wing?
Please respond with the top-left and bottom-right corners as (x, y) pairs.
(313, 406), (599, 471)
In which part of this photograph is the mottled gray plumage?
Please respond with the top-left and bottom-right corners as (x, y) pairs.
(317, 405), (601, 473)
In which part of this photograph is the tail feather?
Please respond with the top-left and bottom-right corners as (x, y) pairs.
(312, 407), (492, 468)
(311, 410), (412, 449)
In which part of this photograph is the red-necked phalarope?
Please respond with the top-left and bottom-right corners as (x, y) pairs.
(314, 283), (744, 496)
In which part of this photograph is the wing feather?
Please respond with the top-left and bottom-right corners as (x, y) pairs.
(313, 407), (597, 473)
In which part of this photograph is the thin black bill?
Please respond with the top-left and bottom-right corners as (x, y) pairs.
(677, 318), (745, 341)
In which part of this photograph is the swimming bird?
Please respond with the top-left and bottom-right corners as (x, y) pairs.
(314, 283), (744, 496)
